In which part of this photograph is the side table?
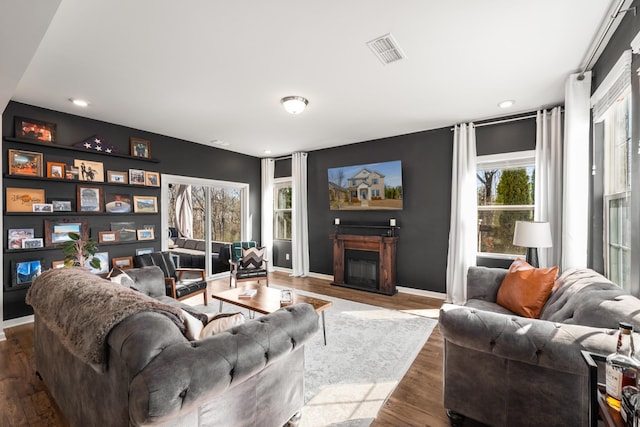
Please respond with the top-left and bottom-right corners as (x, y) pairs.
(582, 351), (625, 427)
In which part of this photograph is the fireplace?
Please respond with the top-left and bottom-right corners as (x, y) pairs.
(345, 250), (379, 290)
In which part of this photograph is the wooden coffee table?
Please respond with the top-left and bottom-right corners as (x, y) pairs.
(211, 286), (332, 345)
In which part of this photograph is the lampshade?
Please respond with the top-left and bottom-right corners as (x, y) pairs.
(513, 221), (553, 248)
(281, 96), (308, 114)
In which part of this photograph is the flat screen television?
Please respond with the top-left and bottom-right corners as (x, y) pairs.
(328, 160), (403, 211)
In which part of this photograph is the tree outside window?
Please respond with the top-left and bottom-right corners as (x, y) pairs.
(274, 182), (292, 240)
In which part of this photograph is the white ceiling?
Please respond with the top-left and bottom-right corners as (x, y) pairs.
(7, 1), (617, 157)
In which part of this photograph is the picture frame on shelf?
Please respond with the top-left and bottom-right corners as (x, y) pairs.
(144, 171), (160, 187)
(13, 260), (42, 286)
(46, 161), (65, 179)
(98, 230), (119, 243)
(107, 170), (128, 184)
(136, 229), (155, 240)
(50, 199), (73, 212)
(129, 169), (145, 185)
(86, 252), (109, 274)
(32, 203), (53, 213)
(130, 137), (151, 158)
(8, 149), (43, 177)
(8, 228), (35, 250)
(51, 260), (65, 269)
(74, 159), (104, 182)
(110, 221), (137, 242)
(14, 116), (57, 143)
(133, 195), (158, 213)
(6, 188), (46, 212)
(104, 193), (132, 213)
(21, 238), (44, 249)
(66, 166), (79, 180)
(44, 218), (89, 247)
(77, 185), (103, 212)
(112, 256), (133, 270)
(136, 247), (154, 256)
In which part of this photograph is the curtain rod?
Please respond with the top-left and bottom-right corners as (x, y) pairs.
(450, 108), (562, 131)
(274, 155), (292, 161)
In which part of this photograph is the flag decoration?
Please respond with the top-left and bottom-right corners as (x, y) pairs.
(73, 135), (120, 154)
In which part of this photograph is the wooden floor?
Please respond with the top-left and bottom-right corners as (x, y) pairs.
(0, 272), (456, 427)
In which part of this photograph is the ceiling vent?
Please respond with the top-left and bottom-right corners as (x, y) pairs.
(366, 33), (406, 65)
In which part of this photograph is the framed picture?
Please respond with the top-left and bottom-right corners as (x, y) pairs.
(8, 228), (35, 250)
(8, 149), (43, 177)
(74, 159), (104, 182)
(22, 238), (43, 249)
(44, 218), (89, 247)
(86, 252), (109, 274)
(136, 229), (155, 240)
(6, 188), (46, 212)
(130, 137), (151, 158)
(129, 169), (145, 185)
(107, 170), (128, 184)
(66, 166), (79, 180)
(136, 247), (154, 255)
(98, 230), (119, 243)
(133, 195), (158, 213)
(50, 199), (73, 212)
(47, 161), (65, 179)
(112, 256), (133, 270)
(77, 185), (103, 212)
(104, 193), (132, 213)
(32, 203), (53, 213)
(14, 116), (57, 143)
(13, 260), (42, 285)
(110, 221), (137, 242)
(51, 260), (65, 269)
(145, 171), (160, 187)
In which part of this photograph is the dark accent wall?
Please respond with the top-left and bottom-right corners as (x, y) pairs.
(2, 101), (261, 319)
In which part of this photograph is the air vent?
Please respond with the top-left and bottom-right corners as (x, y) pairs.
(366, 33), (406, 65)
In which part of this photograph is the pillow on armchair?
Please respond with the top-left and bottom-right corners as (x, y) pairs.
(240, 246), (265, 269)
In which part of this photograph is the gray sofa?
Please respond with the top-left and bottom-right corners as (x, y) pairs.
(439, 266), (640, 427)
(26, 266), (319, 427)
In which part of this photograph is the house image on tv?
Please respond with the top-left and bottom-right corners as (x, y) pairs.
(347, 168), (385, 202)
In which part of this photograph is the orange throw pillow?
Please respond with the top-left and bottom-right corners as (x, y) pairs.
(496, 258), (559, 318)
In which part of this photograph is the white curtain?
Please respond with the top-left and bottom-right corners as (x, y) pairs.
(261, 158), (275, 272)
(446, 123), (477, 304)
(291, 152), (310, 276)
(534, 107), (563, 268)
(563, 71), (592, 269)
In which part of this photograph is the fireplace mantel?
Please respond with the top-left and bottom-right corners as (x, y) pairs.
(330, 233), (398, 295)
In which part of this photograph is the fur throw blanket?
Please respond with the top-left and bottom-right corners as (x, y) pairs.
(26, 267), (185, 370)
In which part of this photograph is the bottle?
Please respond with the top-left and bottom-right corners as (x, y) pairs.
(606, 322), (638, 411)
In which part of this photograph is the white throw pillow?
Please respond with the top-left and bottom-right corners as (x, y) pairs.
(109, 270), (136, 290)
(180, 309), (245, 341)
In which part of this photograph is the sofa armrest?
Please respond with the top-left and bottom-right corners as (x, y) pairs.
(109, 303), (319, 426)
(439, 304), (619, 375)
(466, 266), (507, 302)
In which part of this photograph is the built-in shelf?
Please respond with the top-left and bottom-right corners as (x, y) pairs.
(4, 238), (159, 253)
(5, 211), (157, 216)
(3, 173), (160, 189)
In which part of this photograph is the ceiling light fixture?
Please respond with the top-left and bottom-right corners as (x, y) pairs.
(498, 100), (515, 109)
(281, 96), (309, 114)
(70, 98), (89, 107)
(264, 150), (272, 154)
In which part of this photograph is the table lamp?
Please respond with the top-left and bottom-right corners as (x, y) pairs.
(512, 221), (552, 268)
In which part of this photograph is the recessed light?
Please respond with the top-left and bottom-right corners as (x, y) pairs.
(70, 98), (89, 107)
(498, 100), (515, 108)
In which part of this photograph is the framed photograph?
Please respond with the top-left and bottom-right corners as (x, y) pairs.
(8, 149), (43, 177)
(6, 188), (46, 212)
(136, 247), (154, 256)
(47, 161), (65, 179)
(129, 169), (145, 185)
(22, 238), (43, 249)
(51, 260), (65, 269)
(110, 221), (137, 242)
(14, 116), (57, 143)
(50, 199), (73, 212)
(104, 193), (132, 213)
(77, 185), (103, 212)
(136, 229), (155, 240)
(44, 218), (89, 247)
(8, 228), (35, 250)
(98, 230), (119, 243)
(14, 260), (42, 285)
(66, 166), (79, 180)
(32, 203), (53, 213)
(133, 195), (158, 213)
(74, 159), (104, 182)
(112, 256), (133, 270)
(144, 171), (160, 187)
(86, 252), (109, 274)
(107, 170), (128, 184)
(130, 137), (151, 158)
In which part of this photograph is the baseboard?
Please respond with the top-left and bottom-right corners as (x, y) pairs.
(307, 271), (333, 281)
(1, 314), (35, 340)
(396, 286), (446, 300)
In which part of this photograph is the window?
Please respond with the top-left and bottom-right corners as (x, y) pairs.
(477, 151), (535, 256)
(274, 181), (292, 240)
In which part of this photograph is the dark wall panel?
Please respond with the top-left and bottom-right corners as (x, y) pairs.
(476, 117), (536, 155)
(307, 128), (453, 292)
